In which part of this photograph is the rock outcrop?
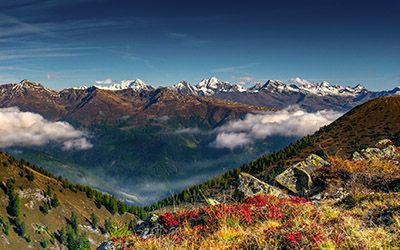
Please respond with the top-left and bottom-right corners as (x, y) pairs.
(238, 172), (288, 198)
(352, 139), (399, 162)
(133, 214), (167, 239)
(275, 154), (330, 196)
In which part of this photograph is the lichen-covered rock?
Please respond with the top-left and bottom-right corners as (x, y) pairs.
(238, 172), (287, 198)
(206, 198), (220, 206)
(352, 151), (363, 160)
(381, 145), (398, 159)
(352, 139), (399, 161)
(275, 154), (330, 196)
(376, 139), (394, 149)
(363, 147), (385, 159)
(311, 187), (348, 202)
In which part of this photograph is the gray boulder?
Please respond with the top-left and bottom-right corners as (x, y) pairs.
(97, 241), (116, 250)
(238, 172), (287, 198)
(275, 154), (330, 196)
(133, 214), (164, 239)
(133, 214), (178, 239)
(352, 139), (399, 161)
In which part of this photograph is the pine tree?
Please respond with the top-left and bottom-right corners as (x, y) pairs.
(103, 219), (112, 234)
(7, 193), (20, 217)
(90, 213), (98, 229)
(51, 194), (60, 208)
(69, 213), (78, 232)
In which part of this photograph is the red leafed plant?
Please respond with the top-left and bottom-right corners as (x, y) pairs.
(159, 212), (179, 227)
(285, 231), (302, 246)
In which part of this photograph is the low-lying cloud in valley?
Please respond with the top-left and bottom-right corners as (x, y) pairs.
(0, 107), (92, 150)
(213, 107), (342, 149)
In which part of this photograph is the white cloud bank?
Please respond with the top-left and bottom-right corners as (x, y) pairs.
(0, 107), (92, 150)
(213, 107), (342, 149)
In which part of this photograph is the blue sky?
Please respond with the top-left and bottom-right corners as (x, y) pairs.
(0, 0), (399, 90)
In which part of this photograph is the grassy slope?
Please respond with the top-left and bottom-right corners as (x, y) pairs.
(255, 96), (400, 177)
(0, 152), (135, 249)
(293, 96), (400, 158)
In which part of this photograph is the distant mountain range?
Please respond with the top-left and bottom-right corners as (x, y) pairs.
(0, 79), (263, 126)
(78, 77), (400, 112)
(0, 78), (399, 205)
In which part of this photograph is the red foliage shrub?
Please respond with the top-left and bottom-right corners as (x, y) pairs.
(159, 212), (179, 227)
(286, 231), (301, 246)
(244, 195), (268, 207)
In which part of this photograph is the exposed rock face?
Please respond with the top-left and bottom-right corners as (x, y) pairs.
(238, 172), (288, 198)
(275, 154), (330, 196)
(352, 139), (399, 162)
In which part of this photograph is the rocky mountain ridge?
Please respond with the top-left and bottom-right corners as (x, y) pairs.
(7, 77), (399, 112)
(0, 79), (265, 127)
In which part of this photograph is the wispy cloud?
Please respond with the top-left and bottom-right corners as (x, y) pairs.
(0, 14), (49, 39)
(121, 53), (160, 71)
(167, 32), (209, 47)
(0, 46), (98, 61)
(0, 14), (153, 40)
(168, 32), (189, 39)
(0, 0), (100, 12)
(211, 63), (260, 73)
(0, 65), (44, 73)
(233, 75), (261, 85)
(47, 72), (57, 80)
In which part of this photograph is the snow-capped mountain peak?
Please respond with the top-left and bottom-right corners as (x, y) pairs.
(353, 84), (367, 91)
(11, 79), (55, 94)
(196, 77), (234, 95)
(318, 81), (331, 88)
(231, 84), (247, 93)
(248, 82), (264, 92)
(94, 79), (153, 91)
(288, 77), (315, 87)
(258, 80), (299, 93)
(16, 79), (42, 88)
(198, 77), (226, 88)
(120, 79), (148, 90)
(169, 81), (198, 95)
